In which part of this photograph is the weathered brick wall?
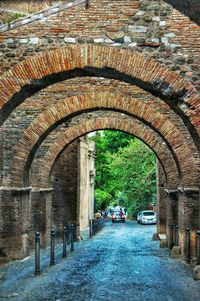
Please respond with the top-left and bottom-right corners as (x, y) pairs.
(156, 160), (167, 234)
(51, 141), (78, 236)
(0, 0), (199, 90)
(30, 111), (179, 189)
(6, 91), (199, 188)
(2, 77), (199, 190)
(2, 78), (194, 167)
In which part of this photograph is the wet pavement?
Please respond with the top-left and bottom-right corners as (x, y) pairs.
(0, 221), (200, 301)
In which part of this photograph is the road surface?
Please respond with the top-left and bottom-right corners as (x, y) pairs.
(0, 221), (200, 300)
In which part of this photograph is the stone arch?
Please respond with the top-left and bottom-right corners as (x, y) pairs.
(0, 45), (199, 150)
(30, 115), (179, 189)
(6, 92), (198, 188)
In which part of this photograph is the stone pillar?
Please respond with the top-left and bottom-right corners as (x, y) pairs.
(88, 141), (95, 220)
(78, 139), (89, 232)
(156, 161), (167, 234)
(29, 187), (53, 248)
(178, 188), (200, 261)
(165, 190), (178, 247)
(0, 127), (3, 186)
(0, 186), (31, 261)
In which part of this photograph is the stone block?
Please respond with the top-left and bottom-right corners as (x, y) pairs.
(29, 37), (39, 45)
(106, 31), (124, 40)
(124, 36), (132, 43)
(110, 43), (122, 47)
(5, 38), (14, 44)
(20, 39), (28, 44)
(128, 25), (147, 33)
(193, 266), (200, 280)
(161, 37), (169, 45)
(164, 33), (176, 38)
(128, 42), (137, 47)
(64, 37), (76, 44)
(104, 38), (113, 44)
(171, 246), (181, 258)
(159, 21), (166, 27)
(151, 38), (160, 44)
(170, 44), (181, 48)
(135, 10), (145, 16)
(152, 16), (160, 22)
(93, 38), (104, 44)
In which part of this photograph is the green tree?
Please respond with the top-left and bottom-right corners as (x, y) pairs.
(90, 131), (156, 215)
(108, 139), (156, 216)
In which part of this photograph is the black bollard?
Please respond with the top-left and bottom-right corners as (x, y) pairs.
(186, 227), (190, 263)
(85, 0), (89, 9)
(196, 230), (200, 265)
(175, 225), (179, 246)
(67, 222), (71, 245)
(35, 232), (40, 276)
(73, 223), (77, 241)
(63, 226), (67, 258)
(70, 223), (75, 252)
(50, 228), (55, 266)
(169, 224), (174, 250)
(89, 219), (93, 238)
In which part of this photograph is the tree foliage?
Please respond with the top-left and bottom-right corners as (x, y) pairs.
(90, 131), (156, 216)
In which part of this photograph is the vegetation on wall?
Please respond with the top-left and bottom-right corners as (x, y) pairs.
(90, 131), (157, 217)
(0, 1), (53, 24)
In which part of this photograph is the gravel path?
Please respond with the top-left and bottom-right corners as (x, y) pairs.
(0, 221), (200, 301)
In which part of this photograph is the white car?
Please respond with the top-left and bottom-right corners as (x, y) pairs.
(137, 210), (157, 225)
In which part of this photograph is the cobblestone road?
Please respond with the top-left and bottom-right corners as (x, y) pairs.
(0, 221), (200, 301)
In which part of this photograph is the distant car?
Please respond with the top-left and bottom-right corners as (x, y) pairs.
(112, 211), (125, 223)
(137, 210), (157, 225)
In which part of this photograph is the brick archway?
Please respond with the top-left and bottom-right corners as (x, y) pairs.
(30, 115), (179, 190)
(0, 45), (199, 150)
(6, 92), (198, 188)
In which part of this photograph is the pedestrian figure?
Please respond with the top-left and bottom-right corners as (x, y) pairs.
(124, 208), (127, 215)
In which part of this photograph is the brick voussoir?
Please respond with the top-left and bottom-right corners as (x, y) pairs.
(6, 92), (198, 187)
(36, 116), (179, 188)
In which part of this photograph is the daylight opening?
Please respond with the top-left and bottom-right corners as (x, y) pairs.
(89, 130), (157, 220)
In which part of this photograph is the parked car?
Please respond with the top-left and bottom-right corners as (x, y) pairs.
(112, 211), (125, 223)
(137, 210), (157, 224)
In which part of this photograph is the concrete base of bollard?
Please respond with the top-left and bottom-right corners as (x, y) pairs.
(152, 233), (159, 241)
(160, 240), (168, 248)
(193, 265), (200, 280)
(158, 234), (167, 248)
(171, 246), (181, 259)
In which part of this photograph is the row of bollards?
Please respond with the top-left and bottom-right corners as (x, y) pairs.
(197, 230), (200, 265)
(169, 224), (179, 250)
(35, 223), (75, 276)
(169, 225), (200, 264)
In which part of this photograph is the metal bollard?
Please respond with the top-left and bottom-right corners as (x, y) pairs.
(73, 223), (77, 241)
(63, 226), (67, 258)
(50, 228), (55, 266)
(196, 230), (200, 265)
(175, 225), (179, 246)
(70, 223), (75, 252)
(186, 227), (190, 263)
(89, 219), (93, 238)
(169, 224), (174, 250)
(85, 0), (89, 9)
(35, 232), (40, 276)
(67, 222), (71, 245)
